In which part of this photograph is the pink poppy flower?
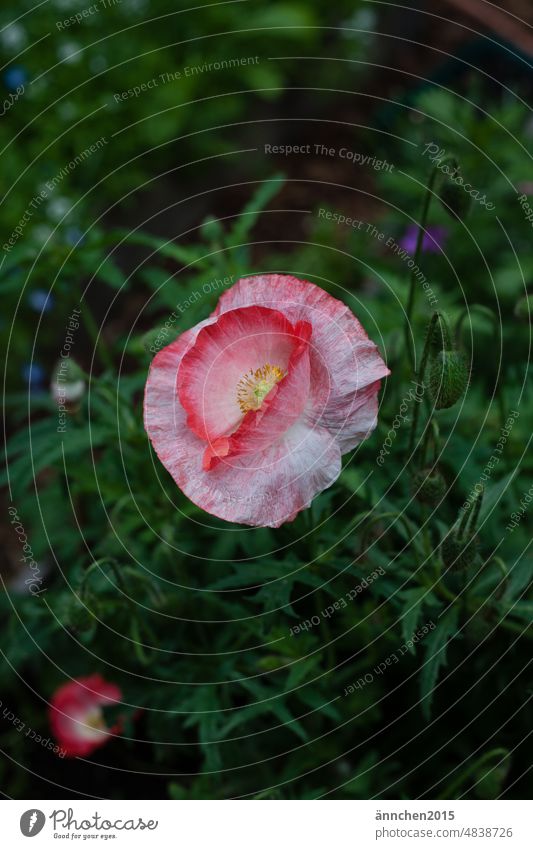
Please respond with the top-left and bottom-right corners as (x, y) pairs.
(49, 675), (122, 758)
(144, 274), (389, 527)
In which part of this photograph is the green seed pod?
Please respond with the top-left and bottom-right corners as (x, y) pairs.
(428, 311), (453, 357)
(411, 466), (447, 507)
(514, 294), (533, 322)
(439, 164), (473, 220)
(429, 350), (468, 409)
(441, 529), (479, 571)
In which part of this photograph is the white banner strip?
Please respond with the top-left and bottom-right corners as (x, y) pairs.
(2, 800), (531, 848)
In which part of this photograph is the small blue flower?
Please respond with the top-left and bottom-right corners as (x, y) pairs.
(65, 226), (85, 247)
(21, 362), (45, 388)
(28, 289), (54, 313)
(3, 65), (28, 92)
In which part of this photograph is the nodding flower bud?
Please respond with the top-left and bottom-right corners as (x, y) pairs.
(411, 465), (447, 507)
(429, 349), (468, 409)
(439, 162), (472, 220)
(514, 294), (532, 323)
(441, 487), (483, 571)
(50, 357), (85, 406)
(428, 311), (453, 357)
(60, 594), (96, 637)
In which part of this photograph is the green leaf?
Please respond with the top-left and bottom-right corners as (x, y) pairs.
(400, 586), (430, 653)
(227, 174), (285, 245)
(420, 606), (460, 720)
(479, 469), (518, 523)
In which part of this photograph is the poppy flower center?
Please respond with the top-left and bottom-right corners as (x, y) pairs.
(236, 363), (285, 413)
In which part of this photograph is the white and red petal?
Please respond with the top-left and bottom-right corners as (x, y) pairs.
(178, 305), (298, 442)
(214, 274), (390, 452)
(204, 319), (312, 469)
(49, 674), (122, 758)
(144, 274), (389, 527)
(144, 325), (340, 527)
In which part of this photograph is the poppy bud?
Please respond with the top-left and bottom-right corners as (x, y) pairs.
(514, 294), (532, 322)
(439, 161), (472, 220)
(428, 311), (453, 356)
(441, 529), (479, 570)
(59, 593), (96, 637)
(439, 179), (472, 220)
(68, 603), (96, 637)
(411, 465), (447, 507)
(51, 357), (85, 405)
(441, 487), (483, 571)
(429, 349), (468, 409)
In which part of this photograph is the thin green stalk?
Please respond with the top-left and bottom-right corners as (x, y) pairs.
(408, 312), (439, 457)
(82, 299), (113, 372)
(404, 166), (440, 369)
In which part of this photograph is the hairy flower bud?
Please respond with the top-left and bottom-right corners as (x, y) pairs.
(411, 466), (447, 507)
(441, 488), (483, 571)
(439, 179), (472, 220)
(428, 311), (453, 357)
(441, 528), (479, 570)
(429, 350), (468, 409)
(67, 603), (96, 636)
(439, 162), (472, 220)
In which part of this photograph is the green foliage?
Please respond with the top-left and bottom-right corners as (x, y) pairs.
(1, 38), (531, 800)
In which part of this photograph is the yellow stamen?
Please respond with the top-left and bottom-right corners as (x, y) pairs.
(85, 710), (105, 731)
(237, 363), (285, 413)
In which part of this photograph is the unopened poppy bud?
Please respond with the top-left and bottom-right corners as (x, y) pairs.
(439, 162), (472, 220)
(67, 603), (96, 636)
(429, 349), (468, 409)
(441, 487), (483, 570)
(441, 528), (479, 570)
(51, 358), (85, 405)
(411, 466), (447, 507)
(59, 593), (96, 637)
(428, 311), (453, 356)
(514, 294), (532, 322)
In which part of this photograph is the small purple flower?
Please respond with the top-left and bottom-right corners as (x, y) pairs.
(28, 289), (54, 313)
(400, 224), (448, 255)
(22, 362), (45, 388)
(3, 65), (27, 92)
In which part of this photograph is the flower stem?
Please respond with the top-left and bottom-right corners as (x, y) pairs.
(404, 165), (440, 370)
(81, 299), (113, 372)
(407, 311), (439, 458)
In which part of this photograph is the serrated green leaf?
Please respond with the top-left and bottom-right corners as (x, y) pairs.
(420, 606), (460, 720)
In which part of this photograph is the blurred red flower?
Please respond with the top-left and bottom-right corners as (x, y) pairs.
(49, 674), (122, 758)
